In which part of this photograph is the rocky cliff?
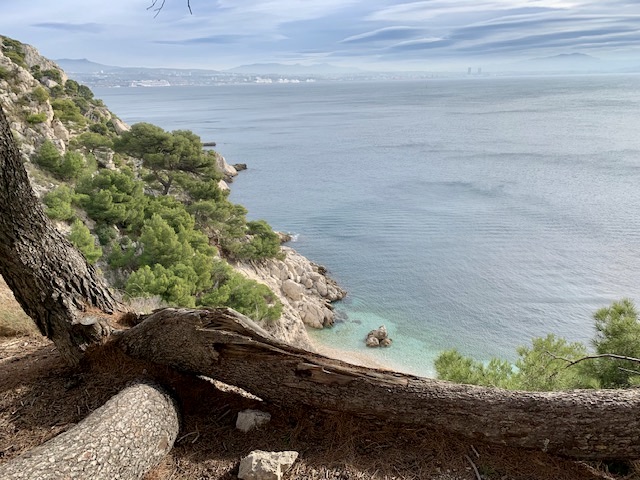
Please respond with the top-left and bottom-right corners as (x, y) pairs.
(233, 247), (346, 348)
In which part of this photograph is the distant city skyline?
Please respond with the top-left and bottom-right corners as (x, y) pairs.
(1, 1), (639, 71)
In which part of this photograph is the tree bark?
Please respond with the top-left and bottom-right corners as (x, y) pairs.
(0, 382), (179, 480)
(0, 105), (120, 365)
(118, 307), (640, 460)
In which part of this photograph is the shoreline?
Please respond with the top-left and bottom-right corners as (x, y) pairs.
(308, 332), (392, 371)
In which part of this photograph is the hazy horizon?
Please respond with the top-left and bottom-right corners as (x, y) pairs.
(1, 1), (640, 72)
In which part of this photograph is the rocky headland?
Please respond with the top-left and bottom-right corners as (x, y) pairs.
(0, 35), (346, 354)
(233, 246), (346, 349)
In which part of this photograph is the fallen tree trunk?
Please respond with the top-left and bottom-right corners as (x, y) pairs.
(0, 382), (179, 480)
(118, 307), (640, 460)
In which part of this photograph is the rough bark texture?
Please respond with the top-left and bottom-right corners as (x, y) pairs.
(0, 105), (119, 365)
(118, 307), (640, 460)
(0, 382), (179, 480)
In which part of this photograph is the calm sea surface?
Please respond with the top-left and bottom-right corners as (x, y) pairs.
(94, 75), (640, 376)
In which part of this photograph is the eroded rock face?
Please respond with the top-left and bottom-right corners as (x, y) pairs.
(232, 246), (346, 350)
(238, 450), (298, 480)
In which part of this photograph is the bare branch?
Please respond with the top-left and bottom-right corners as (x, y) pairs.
(546, 351), (640, 369)
(148, 0), (193, 17)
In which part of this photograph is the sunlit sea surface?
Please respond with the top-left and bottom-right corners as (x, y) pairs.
(94, 75), (640, 376)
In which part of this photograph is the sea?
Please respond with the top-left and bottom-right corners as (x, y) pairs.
(94, 75), (640, 377)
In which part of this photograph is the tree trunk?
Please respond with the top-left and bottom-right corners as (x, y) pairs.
(0, 382), (179, 480)
(0, 105), (120, 365)
(118, 307), (640, 460)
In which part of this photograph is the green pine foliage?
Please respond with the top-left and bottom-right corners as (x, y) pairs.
(588, 299), (640, 387)
(26, 112), (47, 124)
(42, 185), (76, 221)
(51, 98), (86, 126)
(436, 301), (640, 391)
(34, 141), (87, 181)
(68, 219), (102, 264)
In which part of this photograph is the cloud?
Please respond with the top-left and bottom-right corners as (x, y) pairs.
(154, 35), (250, 45)
(341, 27), (423, 44)
(31, 22), (104, 33)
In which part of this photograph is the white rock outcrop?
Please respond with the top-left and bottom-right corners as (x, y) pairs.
(238, 450), (298, 480)
(215, 153), (238, 180)
(233, 246), (346, 349)
(236, 409), (272, 433)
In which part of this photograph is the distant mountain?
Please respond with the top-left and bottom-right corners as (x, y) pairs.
(227, 63), (361, 75)
(513, 53), (607, 73)
(55, 58), (121, 73)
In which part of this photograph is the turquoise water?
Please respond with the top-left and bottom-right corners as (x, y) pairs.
(95, 76), (640, 376)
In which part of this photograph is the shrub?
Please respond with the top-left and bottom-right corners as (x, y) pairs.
(89, 122), (109, 135)
(76, 169), (147, 228)
(33, 142), (87, 181)
(0, 66), (11, 80)
(435, 334), (594, 391)
(31, 86), (49, 103)
(75, 131), (113, 151)
(58, 151), (86, 181)
(68, 219), (102, 264)
(199, 265), (282, 322)
(51, 98), (85, 126)
(49, 85), (64, 98)
(42, 68), (62, 84)
(588, 299), (640, 388)
(42, 186), (75, 221)
(34, 140), (61, 172)
(26, 112), (47, 124)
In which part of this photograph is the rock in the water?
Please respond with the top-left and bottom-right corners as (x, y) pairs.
(236, 409), (272, 433)
(365, 336), (380, 347)
(238, 450), (298, 480)
(365, 325), (392, 348)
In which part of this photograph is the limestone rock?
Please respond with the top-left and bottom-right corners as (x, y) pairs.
(229, 247), (346, 349)
(365, 325), (392, 348)
(236, 409), (272, 433)
(366, 336), (380, 347)
(238, 450), (298, 480)
(215, 153), (238, 180)
(282, 279), (303, 301)
(111, 117), (130, 134)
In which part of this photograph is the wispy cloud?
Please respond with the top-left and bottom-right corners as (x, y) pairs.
(31, 22), (104, 33)
(341, 27), (423, 44)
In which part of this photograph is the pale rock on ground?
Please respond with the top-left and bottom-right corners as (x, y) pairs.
(236, 409), (272, 433)
(238, 450), (299, 480)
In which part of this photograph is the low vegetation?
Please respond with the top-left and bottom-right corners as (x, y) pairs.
(436, 299), (640, 390)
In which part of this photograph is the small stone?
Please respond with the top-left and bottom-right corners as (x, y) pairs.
(238, 450), (298, 480)
(236, 409), (272, 433)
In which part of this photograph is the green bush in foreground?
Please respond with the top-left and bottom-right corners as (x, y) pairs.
(436, 299), (640, 390)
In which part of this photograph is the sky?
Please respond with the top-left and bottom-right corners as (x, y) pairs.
(0, 0), (639, 71)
